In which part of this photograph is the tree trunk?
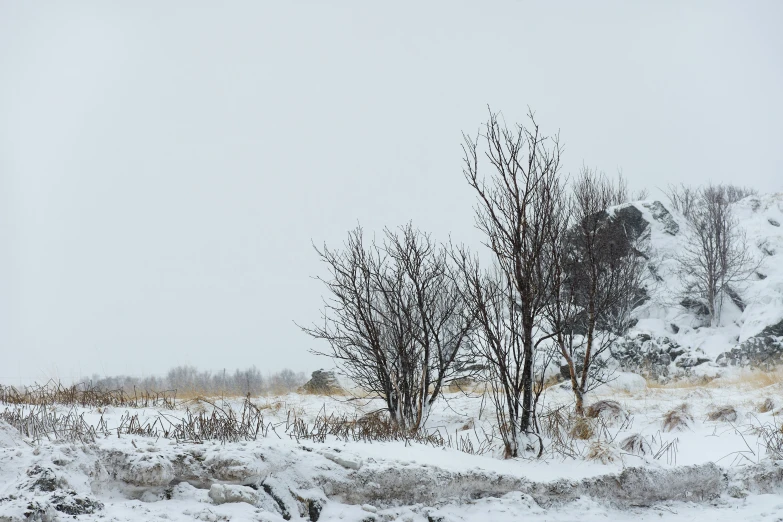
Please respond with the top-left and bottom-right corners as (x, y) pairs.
(520, 320), (534, 433)
(574, 388), (584, 417)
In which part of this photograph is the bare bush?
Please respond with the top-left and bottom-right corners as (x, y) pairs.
(268, 369), (307, 394)
(663, 182), (756, 218)
(662, 404), (694, 432)
(724, 184), (758, 203)
(302, 224), (474, 430)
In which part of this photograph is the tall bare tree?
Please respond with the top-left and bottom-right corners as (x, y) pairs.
(462, 108), (564, 433)
(676, 184), (757, 326)
(302, 224), (473, 430)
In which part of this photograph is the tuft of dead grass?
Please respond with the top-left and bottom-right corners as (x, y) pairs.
(758, 398), (776, 413)
(706, 405), (738, 423)
(619, 433), (652, 456)
(586, 400), (626, 425)
(569, 417), (595, 440)
(586, 441), (620, 464)
(662, 403), (694, 432)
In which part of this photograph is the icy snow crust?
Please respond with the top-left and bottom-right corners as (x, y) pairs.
(1, 382), (782, 522)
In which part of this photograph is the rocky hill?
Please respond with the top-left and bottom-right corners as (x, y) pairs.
(607, 193), (783, 381)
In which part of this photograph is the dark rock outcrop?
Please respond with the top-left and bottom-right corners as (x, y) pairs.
(717, 319), (783, 369)
(641, 201), (680, 235)
(611, 335), (685, 380)
(302, 370), (343, 395)
(680, 297), (710, 317)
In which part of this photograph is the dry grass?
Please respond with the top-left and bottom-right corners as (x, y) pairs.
(619, 433), (652, 456)
(755, 418), (783, 459)
(645, 368), (783, 391)
(645, 375), (717, 389)
(710, 368), (783, 389)
(586, 441), (620, 464)
(586, 400), (626, 425)
(1, 398), (492, 454)
(706, 405), (739, 422)
(0, 380), (175, 409)
(569, 417), (595, 440)
(535, 374), (564, 394)
(758, 398), (776, 413)
(662, 403), (694, 432)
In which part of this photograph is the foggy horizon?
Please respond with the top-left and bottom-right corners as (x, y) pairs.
(2, 1), (782, 385)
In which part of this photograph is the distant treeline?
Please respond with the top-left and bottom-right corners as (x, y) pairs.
(87, 365), (308, 396)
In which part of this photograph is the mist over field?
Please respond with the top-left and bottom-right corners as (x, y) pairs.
(2, 1), (782, 385)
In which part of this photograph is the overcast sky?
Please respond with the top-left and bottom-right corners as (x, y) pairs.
(1, 1), (781, 385)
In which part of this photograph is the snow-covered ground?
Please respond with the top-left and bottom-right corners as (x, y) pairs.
(2, 374), (782, 521)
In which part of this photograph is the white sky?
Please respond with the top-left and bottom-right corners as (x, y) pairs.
(1, 1), (782, 385)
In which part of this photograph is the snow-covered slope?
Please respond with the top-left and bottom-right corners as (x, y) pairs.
(612, 193), (783, 381)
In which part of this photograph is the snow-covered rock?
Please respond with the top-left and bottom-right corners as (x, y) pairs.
(604, 194), (783, 378)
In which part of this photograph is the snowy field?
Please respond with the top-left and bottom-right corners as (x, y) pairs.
(2, 373), (782, 521)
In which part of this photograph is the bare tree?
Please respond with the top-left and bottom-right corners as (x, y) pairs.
(302, 224), (473, 430)
(724, 184), (758, 204)
(547, 168), (648, 415)
(462, 108), (564, 433)
(663, 182), (755, 220)
(605, 170), (648, 205)
(269, 369), (306, 393)
(664, 183), (701, 219)
(676, 184), (758, 326)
